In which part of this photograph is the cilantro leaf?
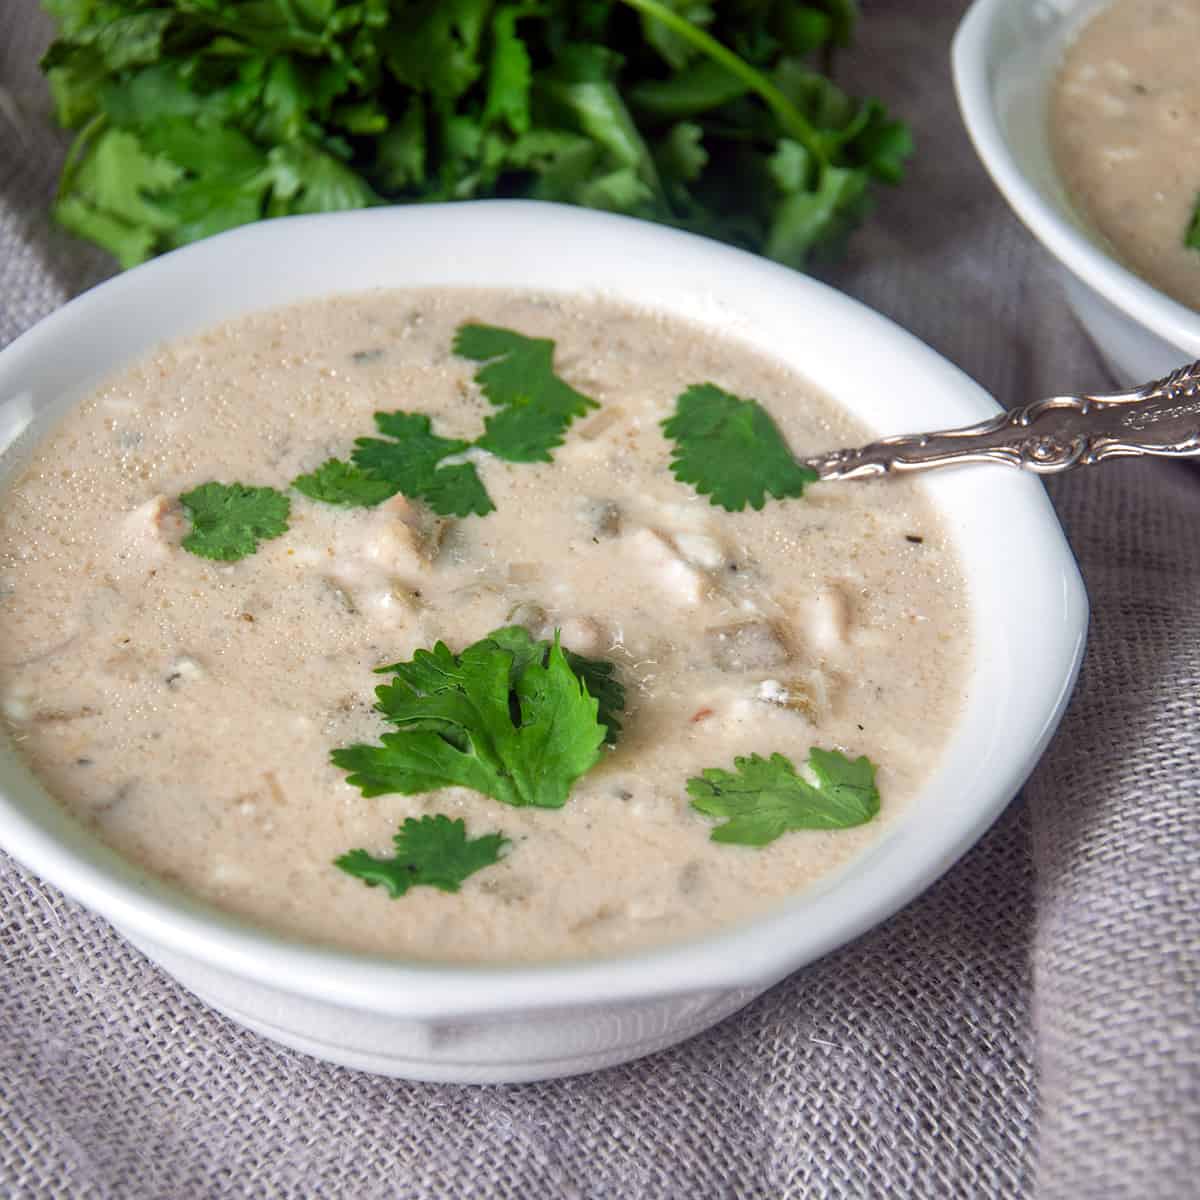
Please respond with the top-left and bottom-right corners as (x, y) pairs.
(42, 8), (171, 74)
(266, 140), (380, 215)
(629, 58), (750, 119)
(656, 120), (708, 184)
(335, 814), (508, 898)
(53, 127), (182, 268)
(565, 651), (625, 745)
(638, 0), (716, 70)
(124, 118), (283, 246)
(374, 98), (427, 192)
(383, 1), (488, 101)
(535, 43), (664, 205)
(415, 462), (493, 518)
(292, 458), (399, 507)
(55, 193), (157, 270)
(484, 625), (625, 744)
(299, 317), (603, 519)
(482, 6), (533, 135)
(179, 482), (290, 562)
(687, 748), (880, 846)
(453, 324), (598, 463)
(850, 101), (916, 187)
(766, 163), (870, 265)
(333, 630), (611, 809)
(662, 384), (818, 510)
(1186, 194), (1200, 251)
(352, 412), (494, 518)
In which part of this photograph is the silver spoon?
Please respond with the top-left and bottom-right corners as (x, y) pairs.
(802, 361), (1200, 480)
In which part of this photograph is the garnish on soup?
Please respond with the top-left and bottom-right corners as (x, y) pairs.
(332, 628), (614, 810)
(292, 458), (402, 509)
(294, 325), (600, 519)
(687, 749), (880, 846)
(662, 383), (818, 511)
(335, 815), (509, 898)
(454, 324), (599, 463)
(179, 482), (290, 562)
(351, 412), (494, 518)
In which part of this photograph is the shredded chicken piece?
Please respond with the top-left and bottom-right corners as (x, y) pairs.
(808, 585), (853, 652)
(120, 494), (186, 559)
(624, 527), (707, 606)
(560, 616), (605, 656)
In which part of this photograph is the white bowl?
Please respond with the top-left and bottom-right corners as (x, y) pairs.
(953, 0), (1200, 382)
(0, 202), (1087, 1083)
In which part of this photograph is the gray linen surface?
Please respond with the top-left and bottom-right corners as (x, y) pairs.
(1, 2), (1197, 1196)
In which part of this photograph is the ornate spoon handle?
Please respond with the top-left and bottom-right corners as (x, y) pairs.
(803, 361), (1200, 481)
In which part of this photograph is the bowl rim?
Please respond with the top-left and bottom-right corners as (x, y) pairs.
(952, 0), (1200, 361)
(0, 200), (1088, 1018)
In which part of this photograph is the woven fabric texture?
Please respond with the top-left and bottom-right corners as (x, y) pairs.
(1, 2), (1196, 1197)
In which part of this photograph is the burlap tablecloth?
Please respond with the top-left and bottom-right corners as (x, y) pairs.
(1, 3), (1196, 1196)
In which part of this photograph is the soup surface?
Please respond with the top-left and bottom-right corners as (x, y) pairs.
(0, 290), (969, 962)
(1052, 0), (1200, 311)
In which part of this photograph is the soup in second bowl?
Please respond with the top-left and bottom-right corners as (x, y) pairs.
(1052, 0), (1200, 311)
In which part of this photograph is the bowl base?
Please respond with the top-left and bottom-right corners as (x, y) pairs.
(122, 924), (764, 1083)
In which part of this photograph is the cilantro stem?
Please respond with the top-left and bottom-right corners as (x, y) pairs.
(57, 112), (107, 204)
(616, 0), (828, 166)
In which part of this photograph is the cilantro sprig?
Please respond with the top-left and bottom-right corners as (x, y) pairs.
(40, 2), (911, 270)
(335, 815), (508, 898)
(292, 324), (598, 518)
(292, 459), (399, 508)
(332, 626), (621, 810)
(351, 412), (493, 518)
(179, 482), (290, 561)
(688, 748), (880, 845)
(662, 384), (818, 511)
(455, 325), (598, 462)
(486, 625), (625, 745)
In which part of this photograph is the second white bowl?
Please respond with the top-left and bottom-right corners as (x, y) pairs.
(953, 0), (1200, 382)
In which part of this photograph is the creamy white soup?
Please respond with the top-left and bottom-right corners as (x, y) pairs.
(1052, 0), (1200, 311)
(0, 291), (969, 963)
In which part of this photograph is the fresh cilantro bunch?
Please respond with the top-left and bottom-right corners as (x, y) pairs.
(40, 0), (911, 268)
(333, 626), (623, 810)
